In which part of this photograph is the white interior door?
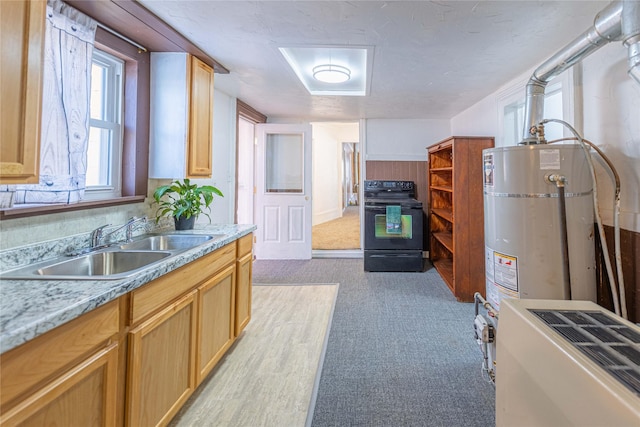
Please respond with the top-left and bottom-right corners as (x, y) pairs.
(254, 123), (312, 259)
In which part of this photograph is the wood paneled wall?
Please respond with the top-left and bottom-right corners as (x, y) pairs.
(365, 161), (428, 209)
(596, 226), (640, 323)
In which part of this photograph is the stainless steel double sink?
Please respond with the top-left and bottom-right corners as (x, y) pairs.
(1, 233), (224, 280)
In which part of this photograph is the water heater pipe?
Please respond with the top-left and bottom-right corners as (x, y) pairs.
(546, 174), (572, 300)
(548, 137), (626, 317)
(522, 0), (640, 144)
(542, 119), (627, 318)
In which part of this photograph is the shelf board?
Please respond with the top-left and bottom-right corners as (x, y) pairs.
(431, 208), (453, 223)
(430, 167), (452, 172)
(430, 185), (452, 193)
(432, 258), (454, 291)
(433, 231), (453, 252)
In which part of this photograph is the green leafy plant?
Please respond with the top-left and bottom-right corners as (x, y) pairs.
(153, 179), (223, 223)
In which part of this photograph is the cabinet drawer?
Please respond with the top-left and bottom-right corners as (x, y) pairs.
(130, 242), (236, 325)
(0, 299), (119, 409)
(237, 233), (253, 258)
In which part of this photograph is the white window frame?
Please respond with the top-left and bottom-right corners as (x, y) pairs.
(496, 68), (577, 147)
(84, 49), (124, 200)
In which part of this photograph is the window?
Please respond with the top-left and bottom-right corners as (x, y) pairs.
(85, 49), (124, 200)
(1, 12), (151, 219)
(497, 69), (576, 147)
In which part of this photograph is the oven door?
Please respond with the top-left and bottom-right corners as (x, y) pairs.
(364, 204), (423, 250)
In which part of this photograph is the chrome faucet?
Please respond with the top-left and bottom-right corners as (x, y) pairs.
(90, 216), (147, 248)
(90, 224), (112, 248)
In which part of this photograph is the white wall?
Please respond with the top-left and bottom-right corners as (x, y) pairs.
(311, 123), (341, 225)
(582, 45), (640, 232)
(451, 43), (640, 233)
(195, 88), (236, 226)
(365, 119), (451, 160)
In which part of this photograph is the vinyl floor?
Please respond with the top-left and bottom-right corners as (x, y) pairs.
(169, 283), (338, 427)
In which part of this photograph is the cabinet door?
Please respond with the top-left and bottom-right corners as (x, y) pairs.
(187, 56), (214, 178)
(235, 252), (252, 337)
(127, 291), (197, 427)
(196, 264), (235, 384)
(0, 0), (45, 184)
(1, 343), (118, 426)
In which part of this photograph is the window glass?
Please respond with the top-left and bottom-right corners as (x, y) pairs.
(265, 133), (304, 193)
(90, 62), (106, 121)
(500, 81), (566, 146)
(85, 49), (123, 198)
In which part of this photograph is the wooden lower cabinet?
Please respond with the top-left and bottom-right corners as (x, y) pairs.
(1, 236), (254, 427)
(1, 343), (118, 427)
(126, 291), (198, 427)
(0, 299), (120, 427)
(235, 252), (252, 336)
(196, 264), (236, 384)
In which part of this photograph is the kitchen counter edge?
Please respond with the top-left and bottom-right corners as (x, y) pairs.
(0, 224), (256, 354)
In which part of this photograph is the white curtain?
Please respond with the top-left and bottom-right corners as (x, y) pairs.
(13, 0), (96, 204)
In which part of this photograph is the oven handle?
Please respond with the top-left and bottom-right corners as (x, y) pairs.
(368, 253), (420, 258)
(364, 205), (422, 212)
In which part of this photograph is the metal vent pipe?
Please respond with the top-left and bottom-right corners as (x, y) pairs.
(522, 0), (640, 144)
(623, 0), (640, 85)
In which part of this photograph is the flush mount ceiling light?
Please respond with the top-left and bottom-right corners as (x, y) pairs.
(279, 45), (373, 96)
(313, 64), (351, 83)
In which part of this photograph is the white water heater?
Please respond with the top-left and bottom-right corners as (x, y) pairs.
(483, 144), (596, 310)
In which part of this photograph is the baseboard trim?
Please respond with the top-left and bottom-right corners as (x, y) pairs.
(312, 249), (363, 258)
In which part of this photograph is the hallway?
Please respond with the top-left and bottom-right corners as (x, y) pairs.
(312, 206), (360, 250)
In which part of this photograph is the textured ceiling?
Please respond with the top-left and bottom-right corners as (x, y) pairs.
(138, 1), (609, 121)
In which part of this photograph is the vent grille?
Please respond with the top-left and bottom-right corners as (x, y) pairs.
(530, 309), (640, 396)
(617, 328), (640, 344)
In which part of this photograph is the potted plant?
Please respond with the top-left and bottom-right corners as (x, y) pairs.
(153, 179), (223, 230)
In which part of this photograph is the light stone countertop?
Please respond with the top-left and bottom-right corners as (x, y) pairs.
(0, 224), (256, 354)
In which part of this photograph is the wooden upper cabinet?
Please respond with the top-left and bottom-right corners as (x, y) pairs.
(188, 55), (214, 177)
(149, 53), (214, 179)
(0, 0), (46, 184)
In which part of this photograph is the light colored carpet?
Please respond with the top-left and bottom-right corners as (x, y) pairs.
(170, 283), (338, 427)
(312, 206), (361, 250)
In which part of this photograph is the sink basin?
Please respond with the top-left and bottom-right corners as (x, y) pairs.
(1, 250), (172, 280)
(0, 233), (226, 281)
(120, 234), (221, 251)
(37, 251), (171, 277)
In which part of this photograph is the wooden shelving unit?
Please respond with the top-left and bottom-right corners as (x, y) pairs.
(427, 136), (494, 302)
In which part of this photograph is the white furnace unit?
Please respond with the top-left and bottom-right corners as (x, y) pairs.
(496, 298), (640, 426)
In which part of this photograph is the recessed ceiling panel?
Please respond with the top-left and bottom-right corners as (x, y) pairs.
(279, 45), (373, 96)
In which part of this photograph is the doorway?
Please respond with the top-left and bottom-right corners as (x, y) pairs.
(236, 111), (362, 258)
(310, 122), (361, 253)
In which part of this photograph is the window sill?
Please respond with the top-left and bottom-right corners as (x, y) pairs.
(0, 196), (146, 220)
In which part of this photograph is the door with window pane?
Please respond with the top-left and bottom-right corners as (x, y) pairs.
(254, 124), (312, 259)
